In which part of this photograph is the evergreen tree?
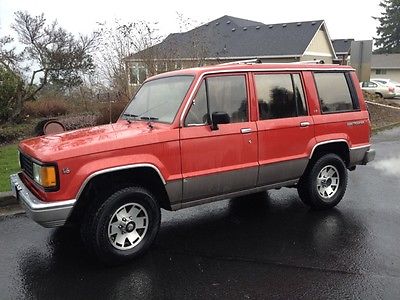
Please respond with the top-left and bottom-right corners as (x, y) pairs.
(374, 0), (400, 53)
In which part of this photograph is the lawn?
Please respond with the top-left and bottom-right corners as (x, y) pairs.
(0, 144), (19, 192)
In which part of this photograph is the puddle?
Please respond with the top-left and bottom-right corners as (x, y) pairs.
(373, 156), (400, 177)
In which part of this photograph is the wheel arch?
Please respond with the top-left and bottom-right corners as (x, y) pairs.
(309, 140), (350, 167)
(67, 165), (172, 225)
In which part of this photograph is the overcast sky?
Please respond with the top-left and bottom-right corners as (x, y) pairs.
(0, 0), (382, 41)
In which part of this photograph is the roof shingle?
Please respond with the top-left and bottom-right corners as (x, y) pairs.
(332, 39), (354, 55)
(131, 15), (325, 59)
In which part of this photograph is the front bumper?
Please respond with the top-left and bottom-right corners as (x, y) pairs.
(9, 173), (76, 228)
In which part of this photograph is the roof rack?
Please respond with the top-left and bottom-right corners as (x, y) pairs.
(292, 60), (325, 64)
(219, 58), (262, 65)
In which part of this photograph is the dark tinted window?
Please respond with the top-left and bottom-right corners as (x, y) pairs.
(255, 74), (307, 120)
(184, 81), (208, 126)
(207, 75), (248, 123)
(314, 73), (354, 113)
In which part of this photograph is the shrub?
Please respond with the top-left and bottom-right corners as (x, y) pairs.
(0, 123), (32, 145)
(58, 114), (98, 131)
(96, 100), (128, 125)
(23, 99), (69, 118)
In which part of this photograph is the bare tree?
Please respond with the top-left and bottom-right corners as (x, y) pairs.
(96, 20), (162, 99)
(0, 11), (98, 122)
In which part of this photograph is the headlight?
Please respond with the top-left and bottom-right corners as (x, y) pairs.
(32, 163), (57, 188)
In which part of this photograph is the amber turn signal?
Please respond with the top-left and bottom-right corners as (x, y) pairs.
(33, 164), (57, 188)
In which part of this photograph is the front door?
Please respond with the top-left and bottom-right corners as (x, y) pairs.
(180, 73), (258, 203)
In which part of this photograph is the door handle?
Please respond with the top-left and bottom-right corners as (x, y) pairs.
(300, 122), (310, 127)
(240, 128), (252, 134)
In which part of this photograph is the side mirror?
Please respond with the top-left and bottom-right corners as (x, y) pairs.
(211, 111), (230, 130)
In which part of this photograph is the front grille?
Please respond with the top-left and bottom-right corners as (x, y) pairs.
(20, 152), (34, 179)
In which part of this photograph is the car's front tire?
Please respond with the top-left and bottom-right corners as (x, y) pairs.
(298, 153), (348, 210)
(81, 186), (161, 265)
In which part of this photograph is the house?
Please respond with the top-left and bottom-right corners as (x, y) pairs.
(332, 39), (354, 65)
(126, 15), (337, 84)
(371, 53), (400, 82)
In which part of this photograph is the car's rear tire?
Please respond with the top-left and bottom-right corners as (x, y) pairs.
(298, 153), (348, 210)
(80, 186), (161, 265)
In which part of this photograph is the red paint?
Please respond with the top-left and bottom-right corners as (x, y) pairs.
(17, 63), (371, 203)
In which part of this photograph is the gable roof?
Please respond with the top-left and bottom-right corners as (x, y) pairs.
(130, 15), (329, 60)
(371, 53), (400, 69)
(332, 39), (354, 55)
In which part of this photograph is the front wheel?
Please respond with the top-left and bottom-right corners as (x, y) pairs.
(81, 186), (161, 265)
(298, 153), (348, 210)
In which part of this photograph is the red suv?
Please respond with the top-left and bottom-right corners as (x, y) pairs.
(10, 62), (375, 264)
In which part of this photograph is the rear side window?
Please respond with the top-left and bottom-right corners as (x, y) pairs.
(314, 73), (355, 113)
(255, 73), (307, 120)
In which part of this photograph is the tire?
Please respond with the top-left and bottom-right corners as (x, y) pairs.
(80, 186), (161, 265)
(297, 153), (348, 210)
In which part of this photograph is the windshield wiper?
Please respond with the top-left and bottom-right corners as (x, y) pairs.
(140, 116), (159, 121)
(123, 113), (138, 119)
(122, 113), (139, 124)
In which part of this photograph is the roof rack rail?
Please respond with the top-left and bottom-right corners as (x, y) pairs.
(219, 58), (262, 65)
(292, 60), (325, 64)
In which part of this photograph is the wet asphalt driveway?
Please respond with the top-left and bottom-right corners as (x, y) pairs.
(1, 128), (400, 299)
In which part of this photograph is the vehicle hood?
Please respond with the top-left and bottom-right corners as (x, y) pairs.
(19, 121), (171, 161)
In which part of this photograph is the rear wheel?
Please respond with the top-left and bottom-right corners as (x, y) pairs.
(81, 186), (161, 265)
(298, 153), (348, 210)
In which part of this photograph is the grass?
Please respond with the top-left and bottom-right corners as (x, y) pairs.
(0, 144), (19, 192)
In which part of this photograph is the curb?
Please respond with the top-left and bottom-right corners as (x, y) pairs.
(0, 192), (17, 208)
(372, 121), (400, 134)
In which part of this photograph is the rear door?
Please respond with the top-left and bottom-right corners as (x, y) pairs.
(253, 72), (315, 186)
(180, 73), (258, 203)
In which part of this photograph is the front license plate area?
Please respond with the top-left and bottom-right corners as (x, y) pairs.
(10, 180), (21, 201)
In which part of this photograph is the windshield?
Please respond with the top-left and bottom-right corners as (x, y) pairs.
(122, 75), (194, 124)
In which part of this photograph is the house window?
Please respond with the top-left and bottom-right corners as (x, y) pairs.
(375, 69), (387, 75)
(129, 63), (148, 85)
(175, 61), (182, 70)
(156, 62), (166, 73)
(129, 67), (138, 85)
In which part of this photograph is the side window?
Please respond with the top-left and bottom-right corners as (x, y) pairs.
(184, 81), (208, 126)
(370, 82), (378, 88)
(184, 75), (248, 126)
(255, 73), (307, 120)
(293, 74), (307, 116)
(207, 75), (248, 123)
(314, 72), (354, 113)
